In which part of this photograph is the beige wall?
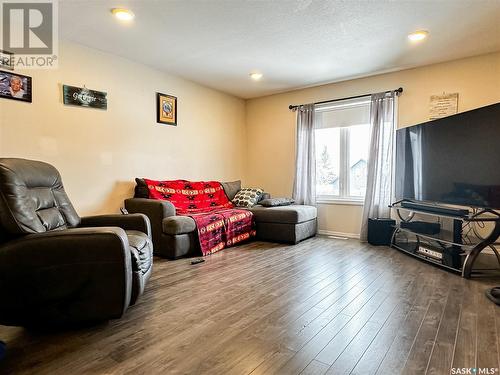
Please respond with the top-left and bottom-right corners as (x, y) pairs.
(0, 42), (246, 215)
(245, 52), (500, 236)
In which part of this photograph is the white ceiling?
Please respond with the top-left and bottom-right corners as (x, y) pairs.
(60, 0), (500, 99)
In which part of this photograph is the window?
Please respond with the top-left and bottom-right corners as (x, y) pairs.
(315, 97), (371, 202)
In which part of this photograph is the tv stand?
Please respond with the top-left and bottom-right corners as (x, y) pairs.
(389, 200), (500, 278)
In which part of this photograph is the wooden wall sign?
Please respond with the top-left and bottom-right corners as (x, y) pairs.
(63, 85), (107, 109)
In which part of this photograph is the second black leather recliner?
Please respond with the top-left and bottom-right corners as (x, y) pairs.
(0, 158), (153, 327)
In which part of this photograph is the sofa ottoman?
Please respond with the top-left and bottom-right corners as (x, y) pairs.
(249, 205), (317, 244)
(161, 216), (198, 258)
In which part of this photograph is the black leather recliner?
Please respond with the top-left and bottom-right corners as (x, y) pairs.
(0, 158), (153, 327)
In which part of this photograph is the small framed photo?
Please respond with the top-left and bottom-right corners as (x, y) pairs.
(0, 50), (14, 70)
(156, 92), (177, 126)
(0, 70), (32, 103)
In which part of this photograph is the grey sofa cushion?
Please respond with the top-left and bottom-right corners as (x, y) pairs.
(222, 180), (241, 200)
(255, 220), (317, 244)
(259, 197), (295, 207)
(162, 216), (196, 235)
(249, 205), (317, 224)
(163, 232), (198, 259)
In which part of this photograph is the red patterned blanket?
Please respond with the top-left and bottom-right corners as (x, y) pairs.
(144, 179), (255, 255)
(187, 209), (255, 255)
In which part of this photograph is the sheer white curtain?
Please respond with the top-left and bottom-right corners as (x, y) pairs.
(293, 104), (316, 205)
(360, 92), (397, 241)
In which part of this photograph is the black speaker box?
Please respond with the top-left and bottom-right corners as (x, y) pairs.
(368, 218), (396, 246)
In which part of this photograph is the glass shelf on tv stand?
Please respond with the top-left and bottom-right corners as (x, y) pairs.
(395, 226), (480, 249)
(391, 240), (464, 273)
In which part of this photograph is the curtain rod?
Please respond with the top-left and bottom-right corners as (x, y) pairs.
(288, 87), (403, 110)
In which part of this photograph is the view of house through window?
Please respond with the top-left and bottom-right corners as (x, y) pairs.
(315, 98), (371, 200)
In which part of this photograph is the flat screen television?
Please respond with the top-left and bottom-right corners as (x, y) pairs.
(395, 102), (500, 209)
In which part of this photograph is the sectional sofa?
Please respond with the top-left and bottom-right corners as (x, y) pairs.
(125, 179), (317, 259)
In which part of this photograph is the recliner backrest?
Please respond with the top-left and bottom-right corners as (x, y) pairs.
(0, 158), (80, 235)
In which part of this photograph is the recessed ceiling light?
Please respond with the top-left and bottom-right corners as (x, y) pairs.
(111, 8), (135, 21)
(408, 30), (429, 42)
(249, 72), (263, 81)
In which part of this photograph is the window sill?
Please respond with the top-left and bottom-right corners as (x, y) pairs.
(316, 198), (365, 206)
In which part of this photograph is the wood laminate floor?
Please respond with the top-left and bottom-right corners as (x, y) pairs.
(1, 237), (499, 375)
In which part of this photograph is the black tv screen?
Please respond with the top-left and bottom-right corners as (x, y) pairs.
(395, 102), (500, 209)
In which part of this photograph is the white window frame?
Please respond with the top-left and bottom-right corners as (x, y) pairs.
(315, 99), (370, 205)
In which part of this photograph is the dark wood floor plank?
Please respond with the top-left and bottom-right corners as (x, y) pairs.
(249, 348), (297, 375)
(350, 298), (416, 375)
(451, 280), (479, 371)
(401, 296), (450, 374)
(425, 279), (465, 375)
(300, 359), (330, 375)
(349, 261), (425, 375)
(0, 237), (498, 375)
(162, 245), (387, 374)
(495, 304), (500, 374)
(313, 268), (407, 366)
(475, 279), (500, 371)
(268, 314), (352, 375)
(400, 271), (455, 374)
(324, 321), (381, 375)
(374, 271), (449, 374)
(109, 241), (373, 374)
(313, 256), (415, 371)
(250, 348), (295, 375)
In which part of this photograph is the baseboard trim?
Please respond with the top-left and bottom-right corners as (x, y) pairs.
(318, 230), (360, 240)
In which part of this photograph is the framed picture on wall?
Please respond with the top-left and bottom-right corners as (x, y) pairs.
(0, 70), (32, 103)
(156, 92), (177, 126)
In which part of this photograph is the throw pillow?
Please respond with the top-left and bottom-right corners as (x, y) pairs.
(232, 188), (263, 208)
(259, 197), (295, 207)
(134, 178), (149, 198)
(222, 180), (241, 200)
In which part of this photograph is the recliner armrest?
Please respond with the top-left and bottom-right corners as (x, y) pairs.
(124, 198), (176, 253)
(0, 227), (130, 268)
(80, 213), (151, 237)
(0, 227), (132, 324)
